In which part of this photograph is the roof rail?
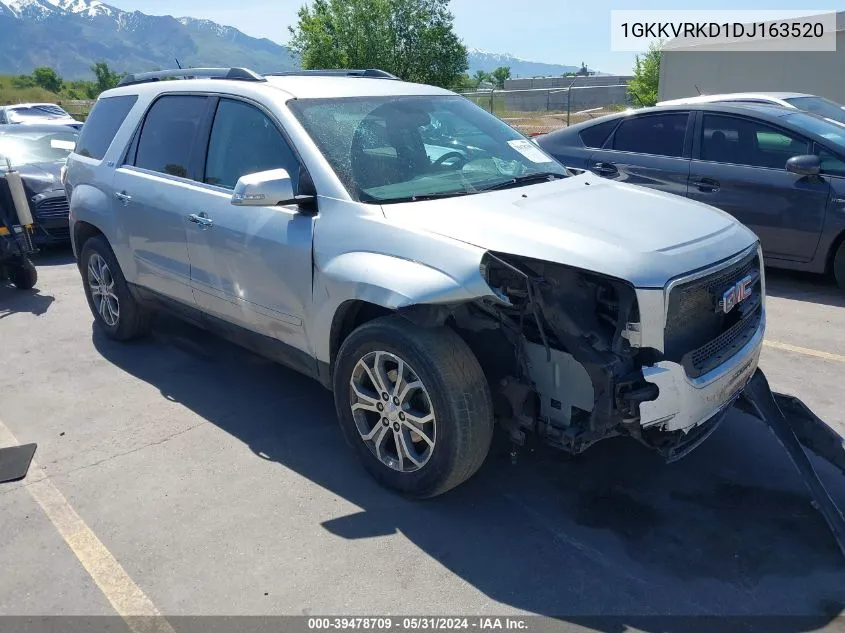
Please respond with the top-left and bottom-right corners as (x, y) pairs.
(118, 67), (266, 87)
(264, 69), (400, 80)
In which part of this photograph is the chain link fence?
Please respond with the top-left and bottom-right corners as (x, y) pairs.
(59, 99), (96, 121)
(461, 82), (632, 136)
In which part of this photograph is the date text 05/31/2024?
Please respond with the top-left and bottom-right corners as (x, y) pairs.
(307, 618), (529, 630)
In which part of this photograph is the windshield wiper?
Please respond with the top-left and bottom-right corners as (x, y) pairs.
(377, 190), (474, 204)
(478, 172), (566, 192)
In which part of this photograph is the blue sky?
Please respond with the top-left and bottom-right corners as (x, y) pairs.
(103, 0), (836, 74)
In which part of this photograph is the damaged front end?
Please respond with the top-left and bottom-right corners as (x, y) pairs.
(448, 251), (677, 458)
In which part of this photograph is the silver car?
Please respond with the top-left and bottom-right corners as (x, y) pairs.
(65, 67), (765, 497)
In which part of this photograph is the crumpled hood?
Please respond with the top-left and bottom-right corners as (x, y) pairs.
(5, 162), (63, 194)
(381, 173), (758, 288)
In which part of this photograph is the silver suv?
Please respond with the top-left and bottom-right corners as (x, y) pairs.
(65, 67), (766, 497)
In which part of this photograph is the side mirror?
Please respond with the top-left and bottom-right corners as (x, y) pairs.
(231, 169), (298, 206)
(786, 154), (821, 177)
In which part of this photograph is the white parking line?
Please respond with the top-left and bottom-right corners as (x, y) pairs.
(764, 340), (845, 364)
(0, 420), (174, 633)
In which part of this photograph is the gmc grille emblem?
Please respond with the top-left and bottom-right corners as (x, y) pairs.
(718, 274), (756, 314)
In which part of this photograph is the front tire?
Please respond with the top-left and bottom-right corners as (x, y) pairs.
(333, 315), (494, 498)
(80, 235), (150, 341)
(834, 241), (845, 290)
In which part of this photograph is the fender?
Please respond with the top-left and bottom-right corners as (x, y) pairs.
(308, 251), (496, 364)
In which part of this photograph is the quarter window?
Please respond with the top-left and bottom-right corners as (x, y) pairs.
(204, 99), (299, 189)
(579, 119), (619, 148)
(700, 114), (809, 169)
(611, 113), (688, 158)
(134, 95), (207, 179)
(75, 95), (137, 160)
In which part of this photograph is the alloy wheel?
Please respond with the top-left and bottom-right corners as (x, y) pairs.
(349, 350), (436, 472)
(87, 253), (120, 327)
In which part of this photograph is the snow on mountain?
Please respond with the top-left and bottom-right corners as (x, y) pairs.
(467, 48), (583, 78)
(178, 16), (238, 39)
(0, 0), (62, 20)
(45, 0), (113, 17)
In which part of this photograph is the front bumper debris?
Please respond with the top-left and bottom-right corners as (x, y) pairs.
(640, 312), (765, 433)
(737, 369), (845, 559)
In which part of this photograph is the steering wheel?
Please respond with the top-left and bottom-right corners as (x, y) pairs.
(433, 151), (467, 168)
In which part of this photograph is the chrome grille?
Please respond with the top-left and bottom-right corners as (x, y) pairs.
(664, 249), (763, 378)
(34, 196), (69, 220)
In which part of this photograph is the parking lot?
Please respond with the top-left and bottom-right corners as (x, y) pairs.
(1, 248), (845, 630)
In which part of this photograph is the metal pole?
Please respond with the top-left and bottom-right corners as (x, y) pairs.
(490, 88), (494, 113)
(565, 76), (578, 126)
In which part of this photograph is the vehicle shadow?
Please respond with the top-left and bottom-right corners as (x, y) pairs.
(91, 315), (845, 628)
(765, 267), (845, 308)
(0, 284), (54, 318)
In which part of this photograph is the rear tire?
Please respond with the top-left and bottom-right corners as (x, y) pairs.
(80, 235), (150, 341)
(333, 315), (494, 498)
(10, 258), (37, 290)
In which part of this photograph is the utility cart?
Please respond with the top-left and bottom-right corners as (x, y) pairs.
(0, 158), (38, 290)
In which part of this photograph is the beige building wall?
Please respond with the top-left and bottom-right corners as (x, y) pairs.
(658, 31), (845, 103)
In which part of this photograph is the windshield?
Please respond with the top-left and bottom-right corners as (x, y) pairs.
(784, 96), (845, 125)
(0, 128), (78, 168)
(288, 95), (567, 203)
(782, 111), (845, 147)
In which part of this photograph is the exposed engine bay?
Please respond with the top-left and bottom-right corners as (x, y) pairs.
(404, 251), (703, 460)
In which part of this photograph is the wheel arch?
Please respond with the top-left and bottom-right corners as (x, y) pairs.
(314, 250), (495, 380)
(825, 227), (845, 275)
(72, 220), (105, 268)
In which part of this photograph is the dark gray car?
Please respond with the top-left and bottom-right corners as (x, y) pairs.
(537, 103), (845, 287)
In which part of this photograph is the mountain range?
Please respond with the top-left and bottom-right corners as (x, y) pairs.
(0, 0), (588, 80)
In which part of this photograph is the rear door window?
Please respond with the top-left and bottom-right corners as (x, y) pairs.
(611, 113), (689, 157)
(134, 95), (208, 179)
(75, 95), (137, 160)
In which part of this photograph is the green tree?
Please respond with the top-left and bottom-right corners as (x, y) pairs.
(473, 70), (488, 86)
(12, 75), (36, 89)
(450, 73), (475, 92)
(628, 42), (661, 106)
(489, 66), (510, 89)
(288, 0), (468, 89)
(91, 62), (123, 93)
(32, 66), (63, 93)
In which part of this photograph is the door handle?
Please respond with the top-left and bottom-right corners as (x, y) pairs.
(114, 191), (131, 205)
(187, 213), (213, 228)
(593, 162), (618, 176)
(691, 178), (720, 192)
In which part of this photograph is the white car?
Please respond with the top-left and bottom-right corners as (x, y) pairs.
(657, 92), (845, 127)
(0, 103), (82, 128)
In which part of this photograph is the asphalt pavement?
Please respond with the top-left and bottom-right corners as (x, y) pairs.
(1, 248), (844, 632)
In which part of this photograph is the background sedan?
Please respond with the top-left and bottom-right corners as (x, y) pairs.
(537, 103), (845, 288)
